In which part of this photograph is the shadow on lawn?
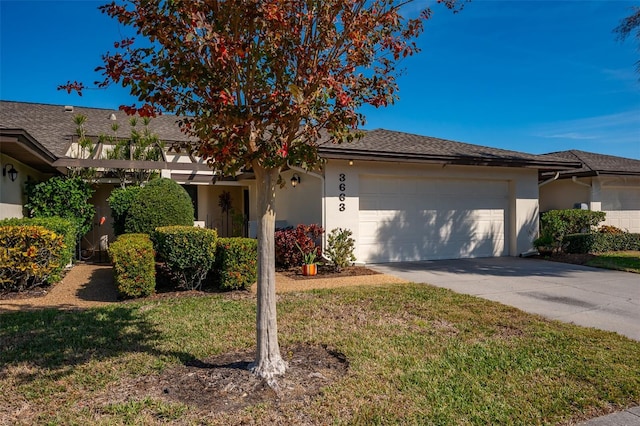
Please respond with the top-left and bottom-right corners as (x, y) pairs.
(0, 305), (192, 381)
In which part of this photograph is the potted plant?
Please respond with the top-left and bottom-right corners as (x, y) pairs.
(296, 241), (318, 276)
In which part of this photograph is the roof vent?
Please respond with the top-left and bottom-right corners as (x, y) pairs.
(64, 105), (74, 112)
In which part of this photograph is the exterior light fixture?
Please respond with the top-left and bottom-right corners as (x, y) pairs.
(348, 160), (354, 166)
(291, 173), (301, 187)
(2, 164), (18, 182)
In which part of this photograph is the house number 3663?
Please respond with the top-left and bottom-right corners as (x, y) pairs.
(338, 173), (346, 211)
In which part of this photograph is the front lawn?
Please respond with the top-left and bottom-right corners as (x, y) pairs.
(586, 251), (640, 273)
(1, 284), (639, 425)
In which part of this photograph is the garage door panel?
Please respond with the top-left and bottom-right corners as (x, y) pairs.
(358, 176), (508, 262)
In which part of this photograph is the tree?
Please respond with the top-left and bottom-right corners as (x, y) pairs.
(614, 6), (640, 73)
(61, 0), (463, 382)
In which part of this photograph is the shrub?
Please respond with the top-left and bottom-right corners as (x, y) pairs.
(598, 225), (626, 234)
(539, 209), (606, 249)
(109, 233), (156, 298)
(153, 226), (217, 290)
(124, 178), (194, 235)
(214, 238), (258, 290)
(107, 185), (143, 236)
(564, 233), (640, 254)
(0, 225), (65, 291)
(0, 217), (75, 267)
(275, 224), (324, 268)
(325, 228), (356, 272)
(24, 176), (95, 240)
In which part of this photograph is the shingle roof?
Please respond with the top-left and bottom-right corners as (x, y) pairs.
(1, 100), (581, 171)
(540, 150), (640, 177)
(319, 128), (579, 170)
(0, 100), (191, 157)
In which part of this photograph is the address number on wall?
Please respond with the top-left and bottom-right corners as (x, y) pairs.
(338, 173), (346, 212)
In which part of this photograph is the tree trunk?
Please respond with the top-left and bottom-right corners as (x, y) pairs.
(250, 163), (287, 383)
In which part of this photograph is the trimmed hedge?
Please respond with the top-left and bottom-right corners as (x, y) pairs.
(0, 216), (76, 267)
(214, 238), (257, 290)
(124, 178), (194, 235)
(564, 232), (640, 254)
(0, 225), (65, 291)
(109, 233), (156, 298)
(540, 209), (606, 246)
(107, 185), (143, 236)
(153, 226), (217, 290)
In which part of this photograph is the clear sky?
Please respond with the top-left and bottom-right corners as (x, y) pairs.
(1, 0), (639, 159)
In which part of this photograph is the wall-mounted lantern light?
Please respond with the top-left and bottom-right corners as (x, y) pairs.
(291, 173), (301, 188)
(348, 160), (354, 166)
(2, 164), (18, 182)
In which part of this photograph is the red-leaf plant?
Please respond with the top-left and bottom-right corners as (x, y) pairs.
(60, 0), (464, 383)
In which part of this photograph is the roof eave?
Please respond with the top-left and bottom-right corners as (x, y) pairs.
(319, 148), (581, 170)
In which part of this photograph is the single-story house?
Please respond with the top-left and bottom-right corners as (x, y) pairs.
(1, 100), (581, 263)
(539, 150), (640, 233)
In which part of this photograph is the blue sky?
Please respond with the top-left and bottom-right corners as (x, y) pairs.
(1, 0), (639, 159)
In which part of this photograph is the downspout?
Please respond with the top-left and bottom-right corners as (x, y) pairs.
(287, 164), (327, 255)
(538, 172), (559, 187)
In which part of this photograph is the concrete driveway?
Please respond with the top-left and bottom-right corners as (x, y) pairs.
(370, 257), (640, 341)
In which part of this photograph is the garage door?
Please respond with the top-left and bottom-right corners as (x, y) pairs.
(359, 176), (509, 262)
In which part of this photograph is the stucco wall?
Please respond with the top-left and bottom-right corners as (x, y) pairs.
(274, 169), (323, 229)
(0, 154), (52, 220)
(539, 178), (591, 212)
(539, 176), (640, 233)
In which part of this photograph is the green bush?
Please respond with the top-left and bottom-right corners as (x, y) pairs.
(325, 228), (356, 272)
(24, 176), (95, 240)
(564, 233), (640, 254)
(0, 217), (76, 267)
(107, 186), (143, 236)
(108, 233), (156, 298)
(153, 226), (217, 290)
(0, 225), (65, 291)
(214, 238), (257, 290)
(539, 209), (606, 248)
(124, 178), (194, 235)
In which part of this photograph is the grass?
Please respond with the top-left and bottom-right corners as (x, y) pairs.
(1, 283), (639, 425)
(586, 251), (640, 273)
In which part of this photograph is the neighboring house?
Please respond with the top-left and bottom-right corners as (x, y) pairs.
(1, 100), (579, 263)
(539, 150), (640, 233)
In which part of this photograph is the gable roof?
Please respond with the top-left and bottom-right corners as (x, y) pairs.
(319, 128), (580, 170)
(540, 150), (640, 177)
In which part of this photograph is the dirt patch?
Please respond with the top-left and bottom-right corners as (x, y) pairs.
(99, 344), (348, 416)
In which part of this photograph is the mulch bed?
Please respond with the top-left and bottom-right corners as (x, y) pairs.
(532, 252), (597, 265)
(278, 265), (380, 280)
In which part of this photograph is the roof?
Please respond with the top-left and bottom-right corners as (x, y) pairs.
(540, 150), (640, 177)
(1, 100), (580, 172)
(319, 128), (580, 170)
(0, 100), (191, 158)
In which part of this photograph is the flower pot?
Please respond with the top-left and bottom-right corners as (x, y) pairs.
(301, 263), (317, 276)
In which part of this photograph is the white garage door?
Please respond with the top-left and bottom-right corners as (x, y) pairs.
(359, 176), (509, 262)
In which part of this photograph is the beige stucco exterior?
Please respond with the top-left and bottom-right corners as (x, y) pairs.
(539, 176), (640, 233)
(0, 154), (53, 220)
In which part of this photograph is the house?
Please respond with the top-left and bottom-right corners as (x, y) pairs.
(538, 150), (640, 233)
(1, 100), (580, 263)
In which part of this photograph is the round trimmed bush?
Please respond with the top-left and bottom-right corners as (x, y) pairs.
(124, 178), (194, 234)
